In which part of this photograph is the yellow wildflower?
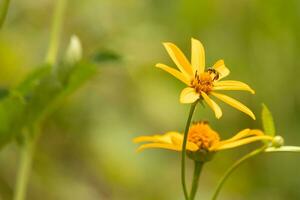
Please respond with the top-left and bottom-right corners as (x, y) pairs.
(156, 38), (255, 119)
(133, 122), (273, 153)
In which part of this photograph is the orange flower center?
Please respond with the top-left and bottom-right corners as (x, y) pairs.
(191, 72), (214, 93)
(188, 122), (220, 150)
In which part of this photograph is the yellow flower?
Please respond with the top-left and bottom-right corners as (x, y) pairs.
(156, 38), (255, 119)
(133, 122), (273, 153)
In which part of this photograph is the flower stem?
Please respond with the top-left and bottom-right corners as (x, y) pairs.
(190, 161), (204, 200)
(45, 0), (67, 65)
(0, 0), (10, 29)
(181, 102), (198, 200)
(211, 146), (267, 200)
(13, 127), (40, 200)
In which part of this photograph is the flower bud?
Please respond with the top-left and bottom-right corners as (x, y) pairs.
(272, 135), (284, 148)
(65, 35), (82, 64)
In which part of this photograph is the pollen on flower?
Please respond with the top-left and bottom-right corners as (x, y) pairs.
(191, 71), (215, 94)
(187, 121), (220, 150)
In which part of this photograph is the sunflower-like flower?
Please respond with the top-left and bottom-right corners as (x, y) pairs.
(156, 38), (255, 119)
(133, 122), (273, 156)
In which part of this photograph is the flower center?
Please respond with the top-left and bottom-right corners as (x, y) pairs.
(191, 71), (215, 94)
(187, 121), (220, 150)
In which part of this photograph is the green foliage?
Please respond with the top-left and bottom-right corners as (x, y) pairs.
(0, 65), (52, 146)
(261, 104), (276, 136)
(15, 65), (52, 95)
(92, 50), (121, 63)
(0, 88), (9, 99)
(0, 62), (98, 148)
(0, 92), (25, 147)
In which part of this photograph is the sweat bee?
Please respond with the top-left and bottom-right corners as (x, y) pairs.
(207, 68), (220, 81)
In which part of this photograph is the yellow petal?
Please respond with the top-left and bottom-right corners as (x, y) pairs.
(212, 60), (230, 79)
(216, 129), (264, 147)
(214, 80), (253, 87)
(211, 92), (256, 120)
(133, 132), (176, 144)
(200, 91), (222, 119)
(213, 80), (255, 94)
(133, 136), (164, 143)
(186, 142), (199, 151)
(170, 133), (183, 145)
(180, 87), (200, 104)
(214, 135), (274, 151)
(191, 38), (205, 74)
(217, 129), (251, 145)
(248, 129), (265, 136)
(213, 86), (255, 94)
(170, 134), (199, 151)
(156, 63), (190, 85)
(136, 143), (181, 152)
(163, 42), (193, 77)
(230, 129), (264, 140)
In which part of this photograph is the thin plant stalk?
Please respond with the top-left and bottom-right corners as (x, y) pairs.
(14, 139), (34, 200)
(211, 146), (267, 200)
(0, 0), (10, 28)
(45, 0), (67, 65)
(181, 101), (198, 200)
(189, 161), (204, 200)
(13, 126), (40, 200)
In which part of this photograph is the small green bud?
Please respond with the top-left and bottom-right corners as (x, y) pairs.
(65, 35), (82, 64)
(272, 135), (284, 148)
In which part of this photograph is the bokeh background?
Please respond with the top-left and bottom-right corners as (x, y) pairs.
(0, 0), (300, 199)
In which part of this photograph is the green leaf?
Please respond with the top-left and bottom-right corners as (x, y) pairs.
(15, 65), (51, 95)
(35, 62), (98, 121)
(261, 104), (276, 136)
(0, 65), (51, 148)
(63, 62), (97, 93)
(265, 146), (300, 152)
(0, 62), (97, 149)
(92, 50), (121, 63)
(22, 74), (62, 126)
(0, 88), (9, 99)
(23, 61), (98, 127)
(0, 95), (25, 147)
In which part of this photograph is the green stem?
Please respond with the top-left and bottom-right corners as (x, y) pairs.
(181, 102), (198, 200)
(13, 127), (40, 200)
(0, 0), (10, 28)
(211, 146), (267, 200)
(190, 161), (204, 200)
(45, 0), (67, 65)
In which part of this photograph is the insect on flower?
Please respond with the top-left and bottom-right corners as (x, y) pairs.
(156, 38), (256, 119)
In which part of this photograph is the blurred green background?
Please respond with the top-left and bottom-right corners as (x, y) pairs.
(0, 0), (300, 199)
